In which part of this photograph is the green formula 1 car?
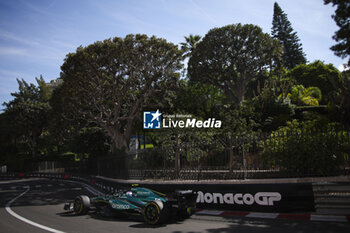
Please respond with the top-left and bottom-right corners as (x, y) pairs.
(64, 187), (197, 225)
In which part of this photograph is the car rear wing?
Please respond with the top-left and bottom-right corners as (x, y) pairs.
(175, 190), (197, 202)
(176, 190), (195, 196)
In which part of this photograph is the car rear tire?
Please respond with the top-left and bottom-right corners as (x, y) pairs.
(143, 201), (167, 225)
(181, 207), (195, 218)
(74, 195), (90, 215)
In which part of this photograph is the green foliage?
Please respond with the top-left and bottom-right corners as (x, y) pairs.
(289, 60), (341, 104)
(272, 2), (307, 69)
(189, 23), (283, 105)
(48, 83), (77, 154)
(249, 73), (295, 131)
(180, 34), (202, 58)
(60, 34), (183, 151)
(262, 120), (349, 176)
(324, 0), (350, 65)
(71, 126), (110, 158)
(252, 97), (294, 132)
(221, 104), (259, 137)
(175, 81), (224, 120)
(329, 70), (350, 128)
(3, 77), (52, 157)
(139, 116), (227, 169)
(0, 112), (18, 165)
(286, 85), (322, 106)
(2, 20), (350, 176)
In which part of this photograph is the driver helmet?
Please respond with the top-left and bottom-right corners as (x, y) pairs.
(126, 191), (133, 197)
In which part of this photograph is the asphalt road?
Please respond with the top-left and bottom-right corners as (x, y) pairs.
(0, 178), (349, 233)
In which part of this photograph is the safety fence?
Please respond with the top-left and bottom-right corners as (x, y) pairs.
(96, 130), (350, 180)
(7, 130), (349, 180)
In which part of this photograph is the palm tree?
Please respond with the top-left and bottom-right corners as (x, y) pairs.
(287, 85), (322, 106)
(180, 34), (202, 58)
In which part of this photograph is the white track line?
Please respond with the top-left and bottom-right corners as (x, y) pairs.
(5, 186), (66, 233)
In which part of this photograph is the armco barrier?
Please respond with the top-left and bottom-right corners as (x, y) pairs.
(92, 176), (315, 213)
(0, 172), (315, 213)
(0, 172), (92, 184)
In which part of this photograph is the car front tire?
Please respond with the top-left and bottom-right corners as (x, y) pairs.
(73, 195), (90, 215)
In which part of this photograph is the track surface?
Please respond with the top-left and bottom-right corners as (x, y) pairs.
(0, 178), (349, 233)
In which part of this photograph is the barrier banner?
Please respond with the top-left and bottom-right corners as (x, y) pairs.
(93, 177), (315, 212)
(0, 173), (315, 213)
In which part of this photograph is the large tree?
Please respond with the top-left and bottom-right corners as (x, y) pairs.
(3, 77), (52, 157)
(60, 34), (183, 152)
(324, 0), (350, 66)
(272, 2), (307, 69)
(188, 23), (283, 105)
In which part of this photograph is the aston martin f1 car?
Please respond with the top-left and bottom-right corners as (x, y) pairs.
(64, 187), (197, 225)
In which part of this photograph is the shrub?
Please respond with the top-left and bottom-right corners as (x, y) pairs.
(262, 120), (349, 176)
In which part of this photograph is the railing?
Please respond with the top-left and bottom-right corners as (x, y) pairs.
(95, 130), (350, 180)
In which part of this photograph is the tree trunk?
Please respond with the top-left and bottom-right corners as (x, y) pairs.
(112, 132), (129, 153)
(104, 126), (131, 154)
(235, 78), (246, 105)
(30, 132), (38, 157)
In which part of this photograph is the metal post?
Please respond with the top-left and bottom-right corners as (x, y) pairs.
(174, 134), (180, 179)
(229, 136), (233, 176)
(175, 143), (179, 179)
(243, 148), (247, 179)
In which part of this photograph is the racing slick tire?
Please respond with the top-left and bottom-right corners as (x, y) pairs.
(73, 195), (90, 215)
(143, 200), (168, 225)
(180, 207), (195, 218)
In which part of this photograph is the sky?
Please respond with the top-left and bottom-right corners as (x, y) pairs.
(0, 0), (346, 107)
